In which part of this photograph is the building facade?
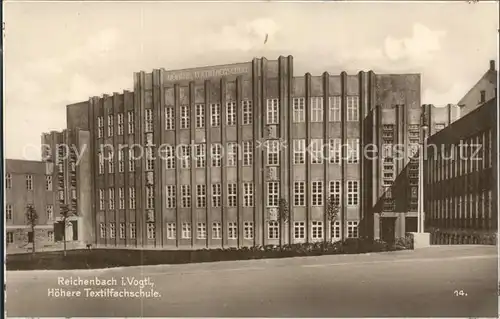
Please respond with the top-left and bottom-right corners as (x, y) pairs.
(5, 159), (55, 252)
(423, 98), (497, 244)
(458, 60), (497, 118)
(59, 55), (422, 248)
(41, 128), (93, 245)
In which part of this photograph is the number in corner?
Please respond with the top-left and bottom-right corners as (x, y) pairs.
(453, 290), (468, 297)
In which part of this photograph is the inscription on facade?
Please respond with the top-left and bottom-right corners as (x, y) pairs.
(164, 65), (251, 82)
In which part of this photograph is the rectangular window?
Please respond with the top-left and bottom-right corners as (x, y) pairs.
(347, 221), (359, 238)
(109, 222), (116, 238)
(294, 221), (305, 239)
(99, 189), (105, 210)
(347, 96), (359, 122)
(165, 107), (174, 130)
(181, 185), (191, 208)
(127, 112), (134, 134)
(145, 109), (153, 132)
(311, 181), (324, 206)
(118, 150), (124, 173)
(227, 183), (237, 207)
(192, 144), (206, 168)
(196, 185), (206, 208)
(180, 105), (190, 129)
(6, 204), (13, 220)
(244, 221), (254, 239)
(196, 104), (205, 129)
(310, 97), (324, 122)
(227, 142), (237, 167)
(97, 116), (104, 138)
(118, 188), (125, 209)
(108, 153), (114, 173)
(146, 185), (154, 209)
(46, 205), (53, 220)
(100, 223), (106, 238)
(267, 140), (280, 166)
(108, 188), (115, 210)
(329, 139), (341, 164)
(145, 147), (154, 171)
(329, 96), (341, 122)
(347, 138), (359, 164)
(267, 182), (279, 207)
(119, 222), (126, 239)
(210, 103), (220, 127)
(26, 175), (33, 190)
(107, 115), (114, 137)
(197, 223), (207, 239)
(46, 175), (52, 191)
(180, 145), (190, 169)
(182, 222), (191, 239)
(130, 223), (136, 239)
(129, 187), (136, 209)
(242, 100), (253, 125)
(147, 223), (156, 239)
(312, 221), (323, 240)
(166, 223), (176, 239)
(211, 144), (222, 167)
(212, 222), (221, 239)
(311, 139), (324, 164)
(293, 97), (305, 123)
(166, 185), (176, 208)
(331, 221), (341, 241)
(117, 113), (124, 136)
(243, 183), (254, 207)
(128, 149), (135, 172)
(329, 181), (341, 206)
(226, 101), (236, 126)
(212, 183), (221, 207)
(243, 141), (253, 166)
(228, 222), (238, 239)
(266, 99), (279, 124)
(347, 180), (359, 206)
(294, 181), (305, 206)
(5, 173), (11, 189)
(268, 221), (279, 239)
(6, 232), (13, 244)
(293, 139), (306, 165)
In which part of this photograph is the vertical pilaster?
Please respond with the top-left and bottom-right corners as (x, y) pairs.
(189, 81), (196, 248)
(305, 72), (312, 243)
(220, 78), (227, 248)
(278, 56), (287, 246)
(152, 70), (162, 247)
(205, 81), (212, 248)
(88, 97), (97, 244)
(287, 55), (294, 244)
(174, 84), (181, 248)
(340, 72), (347, 240)
(102, 95), (110, 247)
(322, 72), (330, 242)
(236, 76), (243, 247)
(157, 75), (165, 247)
(358, 71), (365, 236)
(259, 58), (267, 245)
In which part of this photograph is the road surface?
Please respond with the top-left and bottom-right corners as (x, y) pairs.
(6, 245), (499, 317)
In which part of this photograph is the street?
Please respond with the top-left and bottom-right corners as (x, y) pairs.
(6, 246), (499, 317)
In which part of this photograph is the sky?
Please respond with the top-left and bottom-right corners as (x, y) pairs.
(4, 1), (499, 160)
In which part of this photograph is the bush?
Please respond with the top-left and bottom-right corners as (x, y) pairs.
(7, 237), (413, 271)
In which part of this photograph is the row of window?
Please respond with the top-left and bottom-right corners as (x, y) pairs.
(99, 220), (360, 240)
(5, 231), (55, 244)
(95, 97), (360, 138)
(97, 180), (359, 210)
(5, 174), (56, 191)
(5, 204), (54, 221)
(96, 138), (361, 175)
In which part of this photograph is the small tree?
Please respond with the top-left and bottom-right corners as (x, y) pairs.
(326, 195), (340, 243)
(60, 204), (73, 257)
(26, 205), (39, 256)
(277, 198), (290, 248)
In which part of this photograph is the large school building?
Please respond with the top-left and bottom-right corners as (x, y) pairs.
(41, 55), (426, 249)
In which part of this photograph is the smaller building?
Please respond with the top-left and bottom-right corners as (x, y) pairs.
(5, 159), (55, 252)
(423, 98), (497, 244)
(458, 60), (497, 118)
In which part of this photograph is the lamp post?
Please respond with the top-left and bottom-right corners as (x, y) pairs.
(418, 114), (429, 233)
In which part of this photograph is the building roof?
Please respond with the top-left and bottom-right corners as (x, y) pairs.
(458, 60), (497, 106)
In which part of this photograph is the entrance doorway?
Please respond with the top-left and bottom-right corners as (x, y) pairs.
(381, 217), (397, 244)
